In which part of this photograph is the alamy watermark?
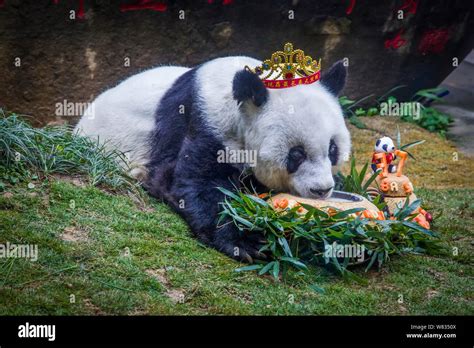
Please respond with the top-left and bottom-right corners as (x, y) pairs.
(18, 322), (55, 341)
(0, 242), (38, 262)
(380, 100), (421, 120)
(55, 99), (95, 119)
(217, 147), (257, 167)
(324, 242), (365, 263)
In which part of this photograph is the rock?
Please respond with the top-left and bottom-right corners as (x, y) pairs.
(305, 16), (351, 35)
(383, 193), (418, 216)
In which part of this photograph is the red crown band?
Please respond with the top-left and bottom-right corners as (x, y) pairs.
(262, 71), (321, 89)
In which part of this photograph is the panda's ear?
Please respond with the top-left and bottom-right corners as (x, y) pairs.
(232, 69), (268, 107)
(321, 60), (347, 96)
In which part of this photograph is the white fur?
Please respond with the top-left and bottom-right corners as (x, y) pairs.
(74, 66), (190, 179)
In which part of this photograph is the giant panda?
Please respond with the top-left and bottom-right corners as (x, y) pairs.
(75, 55), (351, 262)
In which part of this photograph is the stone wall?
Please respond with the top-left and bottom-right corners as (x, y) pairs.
(0, 0), (472, 125)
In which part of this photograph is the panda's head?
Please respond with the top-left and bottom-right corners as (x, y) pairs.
(232, 60), (351, 199)
(374, 136), (396, 154)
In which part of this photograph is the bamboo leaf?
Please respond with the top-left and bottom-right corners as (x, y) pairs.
(331, 207), (365, 220)
(400, 139), (425, 150)
(280, 256), (308, 270)
(308, 284), (326, 294)
(358, 162), (368, 183)
(402, 221), (437, 237)
(272, 261), (280, 280)
(278, 237), (293, 257)
(376, 85), (407, 103)
(245, 194), (270, 207)
(365, 251), (379, 272)
(217, 186), (241, 201)
(258, 261), (275, 275)
(362, 169), (380, 192)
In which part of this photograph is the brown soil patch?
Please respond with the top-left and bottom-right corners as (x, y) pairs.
(145, 268), (169, 286)
(165, 289), (186, 304)
(83, 298), (106, 315)
(52, 174), (88, 187)
(59, 226), (90, 242)
(145, 268), (186, 303)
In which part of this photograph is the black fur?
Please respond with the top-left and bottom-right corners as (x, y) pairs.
(321, 60), (347, 96)
(146, 68), (267, 262)
(287, 146), (306, 174)
(232, 69), (268, 107)
(328, 138), (338, 165)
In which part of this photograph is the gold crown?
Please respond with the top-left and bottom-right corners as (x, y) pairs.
(247, 42), (322, 89)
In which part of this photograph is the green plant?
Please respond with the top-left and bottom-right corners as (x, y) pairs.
(400, 106), (452, 137)
(376, 85), (407, 104)
(218, 187), (442, 283)
(339, 86), (453, 136)
(335, 158), (380, 200)
(339, 95), (375, 118)
(411, 87), (447, 102)
(339, 95), (375, 129)
(0, 110), (141, 195)
(397, 87), (453, 136)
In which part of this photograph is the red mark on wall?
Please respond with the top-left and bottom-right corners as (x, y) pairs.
(2, 0), (234, 14)
(208, 0), (234, 4)
(54, 0), (86, 19)
(397, 0), (417, 15)
(345, 0), (356, 15)
(120, 0), (167, 13)
(385, 29), (407, 50)
(418, 28), (451, 55)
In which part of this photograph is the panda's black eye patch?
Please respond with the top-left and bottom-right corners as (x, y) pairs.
(329, 139), (338, 165)
(287, 146), (306, 174)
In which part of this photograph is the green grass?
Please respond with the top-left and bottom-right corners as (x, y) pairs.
(0, 112), (141, 195)
(0, 112), (472, 315)
(0, 180), (472, 315)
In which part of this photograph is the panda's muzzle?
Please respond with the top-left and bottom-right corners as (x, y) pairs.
(310, 186), (333, 198)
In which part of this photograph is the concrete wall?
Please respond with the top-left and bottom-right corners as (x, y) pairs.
(0, 0), (472, 125)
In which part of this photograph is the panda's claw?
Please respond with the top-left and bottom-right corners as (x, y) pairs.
(215, 229), (268, 263)
(243, 253), (254, 264)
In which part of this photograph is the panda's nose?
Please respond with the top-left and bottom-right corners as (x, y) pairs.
(310, 187), (333, 198)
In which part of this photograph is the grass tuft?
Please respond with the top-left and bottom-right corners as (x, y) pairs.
(0, 110), (141, 196)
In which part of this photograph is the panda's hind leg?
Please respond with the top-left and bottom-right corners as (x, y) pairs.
(129, 165), (148, 183)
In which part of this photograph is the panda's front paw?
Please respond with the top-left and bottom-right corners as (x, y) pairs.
(213, 226), (267, 263)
